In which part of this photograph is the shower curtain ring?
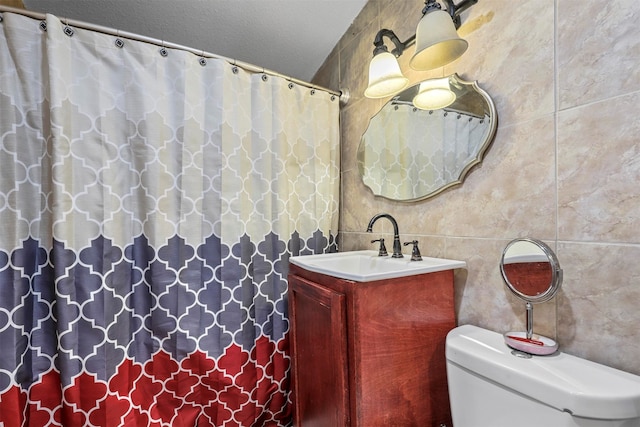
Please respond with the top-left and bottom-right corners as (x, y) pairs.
(159, 40), (168, 57)
(115, 30), (124, 48)
(63, 17), (74, 37)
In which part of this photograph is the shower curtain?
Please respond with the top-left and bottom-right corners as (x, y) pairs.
(0, 11), (339, 427)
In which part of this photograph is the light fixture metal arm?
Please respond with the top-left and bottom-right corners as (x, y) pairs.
(372, 29), (416, 58)
(441, 0), (478, 28)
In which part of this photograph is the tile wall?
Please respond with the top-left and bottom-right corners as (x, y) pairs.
(313, 0), (640, 375)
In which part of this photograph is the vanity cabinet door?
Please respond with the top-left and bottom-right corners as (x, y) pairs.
(288, 264), (455, 427)
(288, 273), (349, 427)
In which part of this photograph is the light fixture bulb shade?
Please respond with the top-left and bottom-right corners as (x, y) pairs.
(364, 51), (409, 98)
(409, 9), (468, 71)
(412, 77), (456, 110)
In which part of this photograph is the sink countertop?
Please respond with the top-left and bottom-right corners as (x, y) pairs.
(289, 250), (466, 282)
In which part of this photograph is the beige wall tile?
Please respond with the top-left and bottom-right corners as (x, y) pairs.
(428, 116), (557, 239)
(340, 168), (385, 232)
(446, 238), (531, 332)
(313, 46), (340, 93)
(558, 0), (640, 109)
(558, 92), (640, 243)
(448, 0), (555, 127)
(558, 242), (640, 374)
(340, 97), (383, 175)
(337, 0), (381, 52)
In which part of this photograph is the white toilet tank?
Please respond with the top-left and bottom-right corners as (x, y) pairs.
(446, 325), (640, 427)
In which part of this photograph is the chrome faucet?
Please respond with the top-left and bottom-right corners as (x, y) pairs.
(366, 213), (403, 258)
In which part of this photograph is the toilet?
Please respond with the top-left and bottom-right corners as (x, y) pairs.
(446, 325), (640, 427)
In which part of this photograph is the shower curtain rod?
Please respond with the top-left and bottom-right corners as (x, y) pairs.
(0, 5), (349, 104)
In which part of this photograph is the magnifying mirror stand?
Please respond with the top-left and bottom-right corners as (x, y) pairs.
(500, 238), (563, 356)
(505, 304), (558, 355)
(525, 302), (533, 340)
(506, 303), (557, 355)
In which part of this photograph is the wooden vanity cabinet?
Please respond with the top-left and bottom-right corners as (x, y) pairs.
(288, 263), (456, 427)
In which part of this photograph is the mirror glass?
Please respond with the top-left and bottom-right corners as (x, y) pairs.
(500, 238), (562, 304)
(357, 74), (497, 202)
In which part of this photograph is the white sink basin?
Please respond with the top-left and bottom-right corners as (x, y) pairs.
(289, 250), (466, 282)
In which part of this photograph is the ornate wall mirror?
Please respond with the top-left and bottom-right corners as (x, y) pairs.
(357, 74), (497, 202)
(500, 238), (563, 355)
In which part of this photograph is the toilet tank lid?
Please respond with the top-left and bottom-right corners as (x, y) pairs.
(446, 325), (640, 420)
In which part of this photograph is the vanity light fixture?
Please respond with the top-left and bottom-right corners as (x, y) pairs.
(364, 33), (409, 99)
(412, 77), (456, 110)
(364, 0), (477, 99)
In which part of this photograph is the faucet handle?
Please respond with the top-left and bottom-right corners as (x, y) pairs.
(371, 238), (388, 257)
(403, 240), (422, 261)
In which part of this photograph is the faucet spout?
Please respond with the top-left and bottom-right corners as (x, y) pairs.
(366, 213), (403, 258)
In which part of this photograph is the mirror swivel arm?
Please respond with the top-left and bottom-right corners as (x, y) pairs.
(371, 238), (388, 257)
(404, 240), (423, 261)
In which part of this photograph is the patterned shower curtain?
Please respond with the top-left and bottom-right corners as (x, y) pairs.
(0, 11), (339, 427)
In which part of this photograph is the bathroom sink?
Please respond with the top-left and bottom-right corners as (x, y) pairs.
(289, 250), (466, 282)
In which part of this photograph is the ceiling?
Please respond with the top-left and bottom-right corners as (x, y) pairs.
(21, 0), (368, 84)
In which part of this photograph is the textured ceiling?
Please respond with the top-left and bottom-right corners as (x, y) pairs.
(21, 0), (368, 84)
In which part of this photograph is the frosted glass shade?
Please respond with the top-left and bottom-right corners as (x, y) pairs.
(410, 9), (468, 71)
(364, 51), (409, 98)
(412, 77), (456, 110)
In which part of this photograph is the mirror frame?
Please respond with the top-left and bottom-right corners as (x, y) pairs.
(358, 74), (498, 202)
(499, 238), (563, 304)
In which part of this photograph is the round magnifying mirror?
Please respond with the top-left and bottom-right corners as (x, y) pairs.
(500, 238), (562, 304)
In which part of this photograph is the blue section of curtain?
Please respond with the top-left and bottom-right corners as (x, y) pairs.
(0, 11), (339, 426)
